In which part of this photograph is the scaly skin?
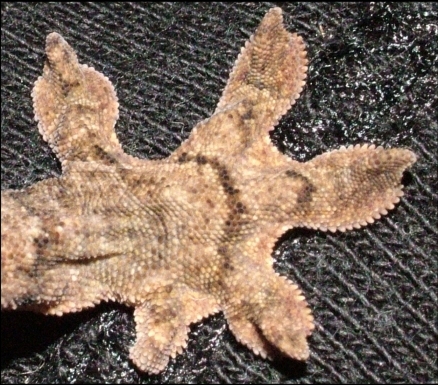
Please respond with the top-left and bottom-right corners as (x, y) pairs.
(1, 8), (416, 373)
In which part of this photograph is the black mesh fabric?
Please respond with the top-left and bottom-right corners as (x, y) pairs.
(1, 3), (437, 383)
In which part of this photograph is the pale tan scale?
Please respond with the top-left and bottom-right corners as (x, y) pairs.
(1, 7), (416, 374)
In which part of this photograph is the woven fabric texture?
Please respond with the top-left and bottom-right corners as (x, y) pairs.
(1, 3), (437, 383)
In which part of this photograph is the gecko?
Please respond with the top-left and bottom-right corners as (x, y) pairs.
(1, 7), (416, 373)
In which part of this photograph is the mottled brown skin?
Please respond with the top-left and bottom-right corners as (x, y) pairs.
(1, 8), (416, 374)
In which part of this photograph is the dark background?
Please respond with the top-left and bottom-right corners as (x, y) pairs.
(1, 2), (437, 383)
